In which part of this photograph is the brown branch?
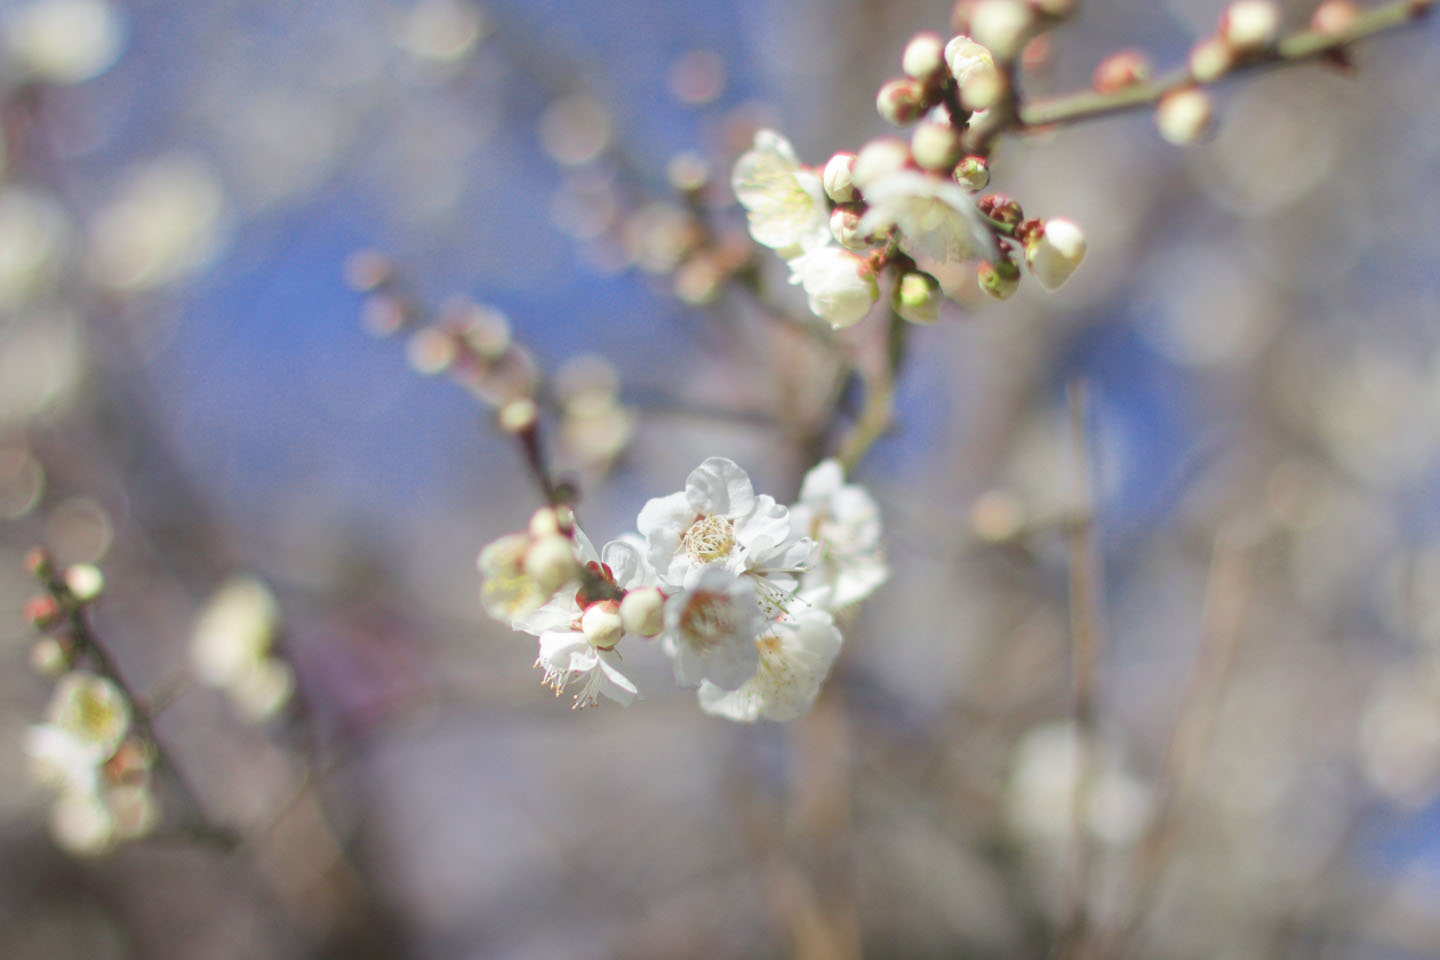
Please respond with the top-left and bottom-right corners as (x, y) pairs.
(1019, 0), (1433, 130)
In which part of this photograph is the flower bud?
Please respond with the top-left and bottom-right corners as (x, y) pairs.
(620, 587), (665, 637)
(977, 258), (1021, 300)
(1311, 0), (1358, 35)
(788, 246), (880, 330)
(979, 194), (1023, 227)
(901, 32), (946, 83)
(1188, 36), (1234, 82)
(910, 122), (964, 171)
(524, 533), (580, 596)
(876, 78), (927, 126)
(29, 636), (71, 677)
(953, 155), (990, 190)
(822, 152), (858, 203)
(852, 138), (911, 191)
(528, 505), (574, 538)
(25, 547), (53, 581)
(497, 396), (538, 434)
(893, 271), (943, 325)
(25, 594), (62, 630)
(1024, 218), (1086, 291)
(65, 564), (104, 603)
(830, 206), (869, 251)
(945, 35), (996, 86)
(970, 0), (1035, 61)
(960, 65), (1005, 110)
(1092, 50), (1151, 92)
(1220, 0), (1281, 53)
(1156, 87), (1213, 145)
(581, 600), (623, 650)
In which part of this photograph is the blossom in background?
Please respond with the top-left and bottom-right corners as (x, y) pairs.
(191, 576), (293, 721)
(23, 670), (158, 855)
(697, 610), (843, 722)
(730, 129), (831, 257)
(790, 459), (888, 611)
(786, 245), (880, 329)
(857, 169), (996, 264)
(1006, 722), (1152, 847)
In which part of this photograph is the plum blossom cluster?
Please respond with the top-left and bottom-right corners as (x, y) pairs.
(478, 457), (887, 720)
(23, 671), (159, 855)
(732, 12), (1089, 329)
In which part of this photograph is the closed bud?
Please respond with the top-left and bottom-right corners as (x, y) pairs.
(25, 594), (62, 630)
(1093, 50), (1151, 92)
(29, 636), (72, 677)
(911, 122), (964, 171)
(528, 505), (574, 538)
(1188, 36), (1234, 82)
(1311, 0), (1358, 35)
(970, 0), (1035, 60)
(978, 258), (1021, 300)
(945, 35), (997, 86)
(65, 564), (104, 603)
(497, 397), (538, 434)
(25, 547), (53, 582)
(953, 155), (990, 190)
(620, 587), (665, 637)
(524, 534), (580, 596)
(581, 600), (624, 650)
(893, 271), (943, 325)
(876, 78), (927, 126)
(830, 206), (869, 251)
(823, 152), (858, 203)
(960, 65), (1005, 110)
(1024, 217), (1086, 291)
(902, 32), (946, 83)
(979, 193), (1024, 227)
(1220, 0), (1281, 53)
(1156, 87), (1213, 145)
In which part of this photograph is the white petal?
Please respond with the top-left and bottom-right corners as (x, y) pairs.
(685, 457), (756, 518)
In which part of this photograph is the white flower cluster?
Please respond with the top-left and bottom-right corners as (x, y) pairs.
(731, 28), (1088, 319)
(23, 671), (159, 855)
(478, 457), (887, 721)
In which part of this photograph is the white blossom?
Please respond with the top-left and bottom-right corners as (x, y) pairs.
(661, 566), (768, 690)
(637, 457), (814, 600)
(535, 628), (639, 709)
(856, 169), (996, 264)
(791, 459), (889, 610)
(786, 245), (879, 329)
(697, 610), (843, 722)
(1024, 217), (1086, 291)
(730, 130), (831, 257)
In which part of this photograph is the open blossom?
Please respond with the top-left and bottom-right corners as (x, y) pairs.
(661, 566), (768, 689)
(638, 457), (814, 601)
(857, 169), (996, 264)
(790, 459), (888, 611)
(523, 534), (649, 708)
(786, 245), (879, 329)
(697, 610), (843, 722)
(730, 129), (831, 257)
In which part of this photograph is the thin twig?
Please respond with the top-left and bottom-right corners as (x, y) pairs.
(1019, 0), (1433, 131)
(1055, 381), (1103, 957)
(836, 311), (906, 472)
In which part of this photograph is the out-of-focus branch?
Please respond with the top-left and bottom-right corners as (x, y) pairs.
(1019, 0), (1433, 130)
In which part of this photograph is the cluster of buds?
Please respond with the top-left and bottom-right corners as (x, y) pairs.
(190, 576), (294, 721)
(350, 254), (636, 477)
(478, 458), (887, 719)
(732, 21), (1088, 322)
(21, 551), (158, 855)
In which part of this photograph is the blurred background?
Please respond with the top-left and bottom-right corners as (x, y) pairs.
(0, 0), (1438, 956)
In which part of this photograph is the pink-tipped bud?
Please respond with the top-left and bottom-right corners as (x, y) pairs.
(876, 78), (928, 126)
(822, 152), (858, 203)
(1220, 0), (1282, 53)
(25, 594), (62, 630)
(1311, 0), (1358, 35)
(953, 155), (991, 191)
(902, 32), (947, 83)
(1092, 50), (1152, 92)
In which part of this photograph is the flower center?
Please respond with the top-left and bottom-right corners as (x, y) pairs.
(682, 514), (735, 563)
(680, 592), (735, 650)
